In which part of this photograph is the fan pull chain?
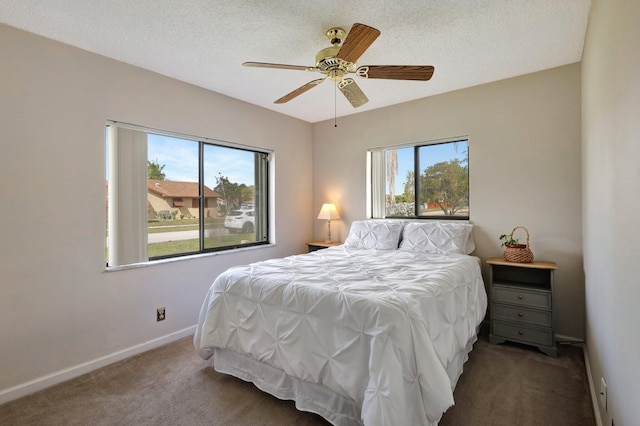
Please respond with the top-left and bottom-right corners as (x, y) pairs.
(334, 81), (338, 127)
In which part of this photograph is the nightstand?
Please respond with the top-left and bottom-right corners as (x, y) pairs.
(307, 241), (341, 252)
(487, 257), (558, 357)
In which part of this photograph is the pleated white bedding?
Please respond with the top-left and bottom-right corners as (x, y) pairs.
(194, 246), (487, 425)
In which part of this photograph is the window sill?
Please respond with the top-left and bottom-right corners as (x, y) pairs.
(105, 243), (276, 272)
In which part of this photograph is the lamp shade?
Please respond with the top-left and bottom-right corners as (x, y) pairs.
(317, 203), (340, 220)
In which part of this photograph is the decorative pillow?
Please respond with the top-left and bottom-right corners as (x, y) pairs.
(399, 222), (474, 255)
(344, 220), (403, 250)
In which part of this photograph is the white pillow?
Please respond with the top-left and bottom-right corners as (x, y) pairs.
(344, 220), (403, 250)
(399, 222), (474, 255)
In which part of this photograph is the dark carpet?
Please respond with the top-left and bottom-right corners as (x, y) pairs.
(0, 327), (595, 425)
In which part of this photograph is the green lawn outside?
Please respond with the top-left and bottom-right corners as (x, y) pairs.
(107, 218), (225, 235)
(147, 217), (224, 233)
(148, 233), (255, 258)
(106, 217), (254, 261)
(147, 225), (199, 233)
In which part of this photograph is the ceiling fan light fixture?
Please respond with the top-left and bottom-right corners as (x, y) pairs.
(329, 69), (344, 82)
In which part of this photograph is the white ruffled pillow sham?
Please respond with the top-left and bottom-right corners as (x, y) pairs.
(399, 222), (475, 255)
(344, 220), (404, 250)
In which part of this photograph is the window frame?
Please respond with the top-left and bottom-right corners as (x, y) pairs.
(368, 137), (469, 220)
(106, 121), (272, 268)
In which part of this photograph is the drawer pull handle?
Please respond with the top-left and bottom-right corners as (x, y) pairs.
(518, 313), (524, 317)
(517, 295), (524, 300)
(518, 330), (524, 335)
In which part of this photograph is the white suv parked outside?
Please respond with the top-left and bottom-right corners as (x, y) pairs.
(224, 209), (255, 233)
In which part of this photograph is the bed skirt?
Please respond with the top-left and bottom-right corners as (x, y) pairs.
(212, 329), (479, 426)
(214, 347), (363, 426)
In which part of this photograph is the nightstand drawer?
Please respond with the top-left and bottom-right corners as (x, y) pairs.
(492, 320), (553, 347)
(492, 285), (551, 309)
(492, 303), (552, 327)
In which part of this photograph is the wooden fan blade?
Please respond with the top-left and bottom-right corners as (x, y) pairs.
(274, 78), (326, 104)
(337, 23), (380, 64)
(356, 65), (435, 81)
(243, 62), (316, 72)
(338, 78), (369, 108)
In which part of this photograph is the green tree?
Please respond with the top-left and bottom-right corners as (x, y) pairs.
(148, 159), (166, 180)
(386, 149), (398, 205)
(394, 194), (409, 203)
(419, 159), (468, 215)
(214, 173), (253, 212)
(403, 170), (415, 201)
(240, 185), (254, 206)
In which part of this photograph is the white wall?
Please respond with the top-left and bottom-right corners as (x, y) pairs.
(0, 24), (313, 400)
(582, 0), (640, 424)
(312, 64), (584, 341)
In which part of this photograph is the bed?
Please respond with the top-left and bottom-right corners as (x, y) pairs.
(194, 220), (487, 425)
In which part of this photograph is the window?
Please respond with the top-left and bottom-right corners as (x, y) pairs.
(368, 139), (469, 219)
(106, 122), (270, 267)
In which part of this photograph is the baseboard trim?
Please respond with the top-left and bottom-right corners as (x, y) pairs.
(555, 333), (584, 344)
(582, 343), (604, 426)
(0, 325), (197, 405)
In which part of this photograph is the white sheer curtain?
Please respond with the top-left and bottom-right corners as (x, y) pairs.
(367, 149), (386, 219)
(107, 125), (148, 266)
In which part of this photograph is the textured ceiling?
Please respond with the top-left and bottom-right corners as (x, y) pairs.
(0, 0), (592, 123)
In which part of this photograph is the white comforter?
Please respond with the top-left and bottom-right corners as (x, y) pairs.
(195, 246), (487, 425)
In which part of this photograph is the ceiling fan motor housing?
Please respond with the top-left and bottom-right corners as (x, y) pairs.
(316, 46), (341, 70)
(315, 45), (356, 81)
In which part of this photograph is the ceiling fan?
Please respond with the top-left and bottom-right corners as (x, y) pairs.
(243, 23), (435, 108)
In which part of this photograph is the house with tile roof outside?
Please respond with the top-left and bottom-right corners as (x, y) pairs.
(147, 179), (220, 219)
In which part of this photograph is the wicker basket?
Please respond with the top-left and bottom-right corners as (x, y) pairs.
(503, 226), (534, 263)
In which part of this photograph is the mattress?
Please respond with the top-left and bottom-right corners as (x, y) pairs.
(194, 245), (487, 425)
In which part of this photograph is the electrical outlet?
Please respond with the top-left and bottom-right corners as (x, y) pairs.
(157, 307), (166, 322)
(599, 377), (607, 411)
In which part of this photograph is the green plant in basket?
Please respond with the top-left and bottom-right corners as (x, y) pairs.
(499, 233), (525, 248)
(501, 226), (534, 263)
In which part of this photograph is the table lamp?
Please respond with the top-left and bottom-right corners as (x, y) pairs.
(317, 203), (340, 242)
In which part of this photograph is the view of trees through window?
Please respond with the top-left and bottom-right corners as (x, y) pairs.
(106, 125), (269, 266)
(385, 140), (469, 218)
